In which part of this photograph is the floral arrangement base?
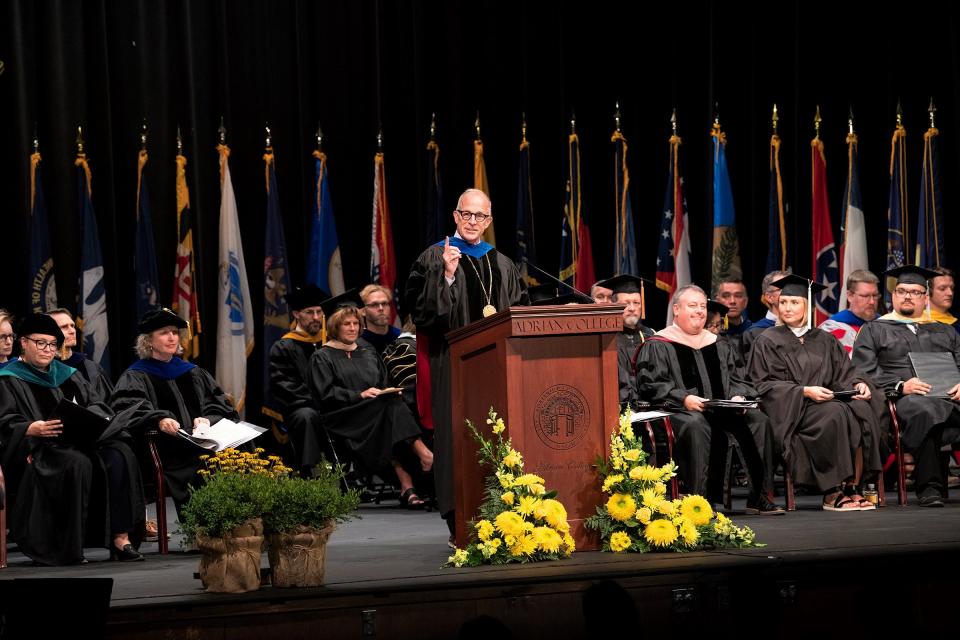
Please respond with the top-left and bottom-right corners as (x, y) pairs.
(267, 523), (336, 588)
(197, 518), (265, 593)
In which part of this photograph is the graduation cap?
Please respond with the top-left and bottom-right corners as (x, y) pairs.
(527, 284), (560, 304)
(707, 299), (730, 317)
(286, 284), (330, 311)
(769, 274), (827, 330)
(138, 307), (188, 334)
(882, 265), (939, 289)
(18, 313), (64, 344)
(597, 274), (654, 319)
(537, 291), (595, 306)
(320, 288), (363, 318)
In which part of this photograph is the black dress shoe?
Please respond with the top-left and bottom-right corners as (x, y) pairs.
(745, 495), (786, 515)
(918, 494), (945, 507)
(111, 544), (145, 561)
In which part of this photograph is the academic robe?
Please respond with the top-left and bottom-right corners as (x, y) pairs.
(617, 325), (655, 410)
(268, 336), (327, 468)
(111, 361), (237, 508)
(852, 319), (960, 449)
(0, 363), (144, 565)
(750, 326), (883, 492)
(361, 326), (401, 355)
(63, 350), (113, 403)
(405, 244), (527, 515)
(636, 336), (770, 500)
(307, 341), (421, 472)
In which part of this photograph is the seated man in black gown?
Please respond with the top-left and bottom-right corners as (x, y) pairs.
(267, 284), (334, 473)
(853, 265), (960, 507)
(636, 285), (783, 514)
(596, 274), (654, 411)
(47, 307), (113, 402)
(0, 314), (145, 564)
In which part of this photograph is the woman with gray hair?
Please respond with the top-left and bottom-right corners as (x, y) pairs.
(111, 308), (237, 515)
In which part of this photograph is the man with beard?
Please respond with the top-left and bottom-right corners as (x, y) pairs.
(47, 307), (113, 402)
(267, 284), (335, 472)
(853, 265), (960, 507)
(0, 314), (145, 564)
(406, 188), (527, 542)
(818, 269), (881, 356)
(360, 284), (401, 354)
(636, 286), (783, 514)
(597, 274), (654, 410)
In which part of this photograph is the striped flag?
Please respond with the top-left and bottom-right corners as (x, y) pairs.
(612, 130), (638, 277)
(767, 132), (788, 273)
(474, 137), (496, 246)
(886, 118), (909, 304)
(215, 142), (254, 416)
(710, 122), (742, 293)
(75, 151), (111, 376)
(307, 150), (345, 296)
(838, 131), (868, 309)
(173, 149), (201, 358)
(516, 131), (538, 285)
(262, 146), (292, 420)
(811, 135), (839, 326)
(371, 149), (399, 325)
(28, 151), (58, 313)
(559, 133), (595, 291)
(134, 150), (161, 320)
(916, 122), (944, 268)
(656, 132), (691, 325)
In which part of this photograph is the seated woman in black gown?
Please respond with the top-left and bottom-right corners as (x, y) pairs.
(309, 296), (433, 507)
(111, 308), (238, 516)
(0, 314), (145, 564)
(748, 275), (883, 512)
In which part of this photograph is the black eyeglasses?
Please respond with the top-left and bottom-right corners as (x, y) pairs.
(894, 288), (926, 298)
(22, 336), (59, 351)
(0, 333), (14, 342)
(455, 209), (490, 223)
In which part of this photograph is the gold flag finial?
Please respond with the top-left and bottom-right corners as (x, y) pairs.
(76, 125), (85, 155)
(521, 112), (527, 143)
(848, 106), (855, 135)
(772, 104), (779, 135)
(140, 118), (148, 151)
(176, 125), (183, 155)
(570, 109), (576, 135)
(814, 105), (822, 139)
(928, 97), (937, 128)
(896, 99), (903, 127)
(377, 126), (383, 151)
(315, 123), (323, 151)
(474, 111), (481, 140)
(614, 102), (622, 133)
(218, 117), (227, 145)
(671, 108), (678, 136)
(33, 123), (39, 154)
(429, 112), (436, 141)
(713, 103), (720, 127)
(264, 123), (272, 151)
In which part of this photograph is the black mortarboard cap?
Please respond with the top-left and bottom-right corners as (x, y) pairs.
(138, 307), (188, 334)
(286, 284), (330, 311)
(18, 313), (64, 344)
(527, 284), (560, 304)
(770, 274), (828, 298)
(320, 288), (363, 318)
(882, 265), (938, 289)
(597, 274), (653, 296)
(707, 299), (730, 317)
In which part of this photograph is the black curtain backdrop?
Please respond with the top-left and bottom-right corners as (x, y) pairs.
(4, 0), (960, 420)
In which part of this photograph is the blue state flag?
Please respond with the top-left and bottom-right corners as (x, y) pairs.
(516, 135), (538, 285)
(886, 122), (909, 305)
(710, 122), (742, 293)
(28, 152), (58, 313)
(262, 150), (292, 420)
(766, 134), (788, 273)
(612, 131), (638, 276)
(135, 150), (161, 320)
(425, 136), (445, 246)
(307, 151), (344, 295)
(76, 154), (111, 377)
(916, 124), (944, 268)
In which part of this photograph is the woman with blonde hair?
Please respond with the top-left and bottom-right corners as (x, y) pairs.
(0, 310), (14, 368)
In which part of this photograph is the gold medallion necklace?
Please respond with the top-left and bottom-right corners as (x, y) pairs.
(465, 253), (496, 317)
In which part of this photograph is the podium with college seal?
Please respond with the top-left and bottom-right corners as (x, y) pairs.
(447, 304), (624, 551)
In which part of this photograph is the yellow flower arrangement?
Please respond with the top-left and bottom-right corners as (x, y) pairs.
(586, 408), (761, 554)
(446, 408), (575, 568)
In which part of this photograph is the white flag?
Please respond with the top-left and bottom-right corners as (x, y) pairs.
(215, 145), (254, 417)
(838, 134), (868, 310)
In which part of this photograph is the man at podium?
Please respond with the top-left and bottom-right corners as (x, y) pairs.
(406, 188), (528, 541)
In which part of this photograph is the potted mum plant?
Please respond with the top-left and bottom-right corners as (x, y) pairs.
(263, 463), (360, 588)
(179, 449), (289, 593)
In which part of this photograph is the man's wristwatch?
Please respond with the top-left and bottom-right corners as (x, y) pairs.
(895, 380), (905, 394)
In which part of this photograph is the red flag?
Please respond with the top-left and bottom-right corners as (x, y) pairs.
(811, 136), (840, 326)
(371, 151), (399, 325)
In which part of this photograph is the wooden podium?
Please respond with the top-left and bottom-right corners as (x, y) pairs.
(447, 304), (623, 551)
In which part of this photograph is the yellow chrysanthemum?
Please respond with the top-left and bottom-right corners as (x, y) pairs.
(628, 465), (662, 482)
(529, 483), (546, 495)
(606, 493), (637, 522)
(660, 463), (677, 481)
(501, 491), (515, 506)
(635, 506), (652, 525)
(680, 495), (714, 526)
(622, 448), (642, 462)
(679, 519), (699, 546)
(502, 449), (523, 469)
(475, 519), (495, 541)
(497, 473), (515, 489)
(602, 474), (625, 493)
(487, 537), (502, 551)
(515, 495), (541, 517)
(562, 532), (576, 556)
(513, 473), (545, 486)
(609, 530), (632, 553)
(539, 499), (568, 529)
(495, 511), (526, 537)
(644, 519), (679, 547)
(653, 481), (667, 496)
(509, 533), (538, 556)
(658, 500), (676, 518)
(533, 526), (563, 553)
(640, 489), (665, 511)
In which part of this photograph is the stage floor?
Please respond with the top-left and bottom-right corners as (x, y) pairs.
(4, 493), (960, 637)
